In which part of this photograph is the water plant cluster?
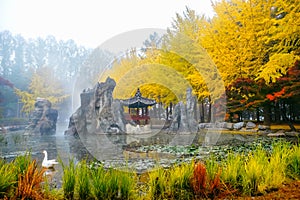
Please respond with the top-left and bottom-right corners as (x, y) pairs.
(0, 140), (300, 199)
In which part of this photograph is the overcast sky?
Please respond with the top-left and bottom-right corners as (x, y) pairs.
(0, 0), (215, 48)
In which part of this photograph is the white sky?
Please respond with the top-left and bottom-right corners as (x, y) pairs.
(0, 0), (215, 48)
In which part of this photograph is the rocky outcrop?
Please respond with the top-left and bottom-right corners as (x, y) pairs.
(25, 98), (58, 135)
(169, 88), (198, 133)
(64, 77), (126, 136)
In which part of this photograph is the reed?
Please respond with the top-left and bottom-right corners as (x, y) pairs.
(191, 162), (207, 198)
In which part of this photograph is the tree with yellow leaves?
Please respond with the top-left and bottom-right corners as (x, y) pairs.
(200, 0), (300, 125)
(15, 66), (69, 114)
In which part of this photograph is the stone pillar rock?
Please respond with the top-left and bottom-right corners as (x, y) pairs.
(25, 98), (58, 135)
(64, 77), (126, 136)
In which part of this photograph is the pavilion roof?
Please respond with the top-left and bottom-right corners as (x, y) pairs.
(120, 88), (156, 108)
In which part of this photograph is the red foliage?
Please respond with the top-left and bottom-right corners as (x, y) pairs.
(190, 162), (223, 199)
(266, 94), (275, 101)
(266, 88), (285, 101)
(191, 162), (207, 196)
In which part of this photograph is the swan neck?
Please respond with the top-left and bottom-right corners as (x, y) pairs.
(44, 152), (48, 161)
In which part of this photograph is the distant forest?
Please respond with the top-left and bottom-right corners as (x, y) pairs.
(0, 30), (113, 120)
(1, 0), (300, 128)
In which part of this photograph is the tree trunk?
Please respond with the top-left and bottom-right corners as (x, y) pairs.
(208, 96), (212, 123)
(166, 106), (169, 120)
(263, 104), (271, 126)
(194, 98), (198, 122)
(256, 107), (260, 123)
(281, 106), (296, 132)
(200, 101), (205, 123)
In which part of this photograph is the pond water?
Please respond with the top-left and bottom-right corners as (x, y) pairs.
(0, 124), (269, 170)
(0, 123), (280, 187)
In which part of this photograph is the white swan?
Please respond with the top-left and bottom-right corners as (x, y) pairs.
(42, 150), (58, 168)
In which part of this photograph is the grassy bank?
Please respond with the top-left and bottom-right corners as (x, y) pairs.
(0, 140), (300, 199)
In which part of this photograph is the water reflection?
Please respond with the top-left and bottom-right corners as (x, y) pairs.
(0, 123), (268, 174)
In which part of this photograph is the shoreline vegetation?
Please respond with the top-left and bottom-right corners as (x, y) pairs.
(0, 135), (299, 199)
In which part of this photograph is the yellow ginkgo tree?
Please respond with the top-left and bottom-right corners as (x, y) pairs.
(15, 66), (69, 114)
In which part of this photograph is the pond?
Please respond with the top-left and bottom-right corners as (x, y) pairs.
(0, 124), (285, 187)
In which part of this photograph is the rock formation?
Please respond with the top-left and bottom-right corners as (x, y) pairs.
(25, 98), (58, 135)
(64, 77), (126, 136)
(169, 88), (198, 133)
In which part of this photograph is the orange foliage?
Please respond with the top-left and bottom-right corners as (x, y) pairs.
(13, 160), (46, 200)
(190, 162), (223, 199)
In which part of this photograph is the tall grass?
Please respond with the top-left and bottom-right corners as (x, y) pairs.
(169, 162), (194, 199)
(13, 152), (32, 179)
(0, 160), (15, 198)
(61, 158), (76, 200)
(1, 140), (300, 199)
(90, 164), (107, 199)
(147, 167), (168, 199)
(287, 144), (300, 179)
(240, 141), (291, 195)
(221, 152), (244, 189)
(242, 148), (267, 195)
(90, 166), (136, 200)
(76, 160), (91, 200)
(114, 169), (136, 199)
(264, 141), (290, 190)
